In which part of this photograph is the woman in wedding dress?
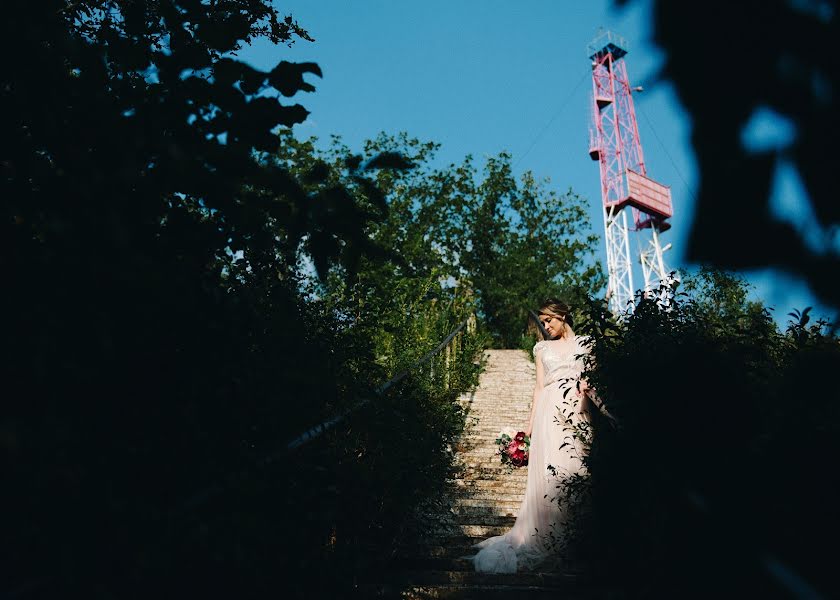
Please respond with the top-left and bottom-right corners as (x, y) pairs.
(471, 299), (600, 574)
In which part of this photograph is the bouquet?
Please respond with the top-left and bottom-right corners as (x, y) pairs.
(495, 430), (530, 467)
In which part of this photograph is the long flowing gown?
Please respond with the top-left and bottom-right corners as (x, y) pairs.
(470, 336), (591, 573)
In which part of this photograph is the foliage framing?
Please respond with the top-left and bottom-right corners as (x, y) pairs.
(1, 2), (470, 597)
(572, 269), (840, 597)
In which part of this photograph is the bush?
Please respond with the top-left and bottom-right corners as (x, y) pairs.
(574, 270), (840, 598)
(283, 286), (485, 598)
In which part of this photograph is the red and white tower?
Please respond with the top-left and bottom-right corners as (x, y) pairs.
(588, 31), (673, 314)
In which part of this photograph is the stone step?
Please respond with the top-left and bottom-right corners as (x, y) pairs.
(465, 410), (531, 414)
(455, 465), (529, 477)
(456, 454), (530, 463)
(457, 446), (525, 453)
(462, 423), (533, 430)
(356, 573), (591, 600)
(465, 407), (530, 412)
(453, 483), (528, 494)
(433, 518), (518, 530)
(467, 393), (531, 397)
(390, 557), (476, 572)
(450, 477), (528, 489)
(442, 507), (521, 522)
(456, 524), (511, 537)
(413, 523), (513, 540)
(441, 517), (515, 527)
(453, 471), (528, 482)
(450, 497), (522, 510)
(466, 401), (531, 405)
(465, 409), (531, 414)
(458, 461), (526, 470)
(374, 569), (581, 588)
(399, 541), (479, 560)
(356, 582), (588, 600)
(450, 492), (527, 502)
(460, 432), (531, 440)
(370, 349), (589, 597)
(457, 450), (528, 459)
(455, 453), (521, 461)
(410, 534), (486, 550)
(463, 426), (528, 431)
(452, 495), (526, 507)
(460, 429), (531, 437)
(456, 460), (528, 468)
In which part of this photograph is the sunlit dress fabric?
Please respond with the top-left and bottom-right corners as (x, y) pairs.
(470, 337), (590, 574)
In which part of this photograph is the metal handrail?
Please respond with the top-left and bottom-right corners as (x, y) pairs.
(174, 317), (476, 515)
(527, 309), (550, 341)
(286, 316), (472, 451)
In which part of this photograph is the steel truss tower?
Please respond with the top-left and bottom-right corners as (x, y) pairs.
(587, 31), (673, 315)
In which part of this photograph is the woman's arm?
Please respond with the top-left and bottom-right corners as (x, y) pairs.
(575, 341), (618, 425)
(577, 377), (618, 425)
(527, 350), (544, 437)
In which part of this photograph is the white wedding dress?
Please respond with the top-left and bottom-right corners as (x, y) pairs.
(470, 336), (591, 573)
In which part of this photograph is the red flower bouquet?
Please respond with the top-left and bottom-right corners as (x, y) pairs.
(495, 430), (530, 467)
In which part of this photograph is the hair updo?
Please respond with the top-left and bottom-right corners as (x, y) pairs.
(538, 298), (574, 332)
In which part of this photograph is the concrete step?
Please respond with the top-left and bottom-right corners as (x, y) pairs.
(418, 523), (515, 539)
(457, 461), (526, 470)
(356, 572), (592, 600)
(375, 569), (581, 588)
(371, 349), (589, 597)
(450, 497), (522, 510)
(450, 477), (528, 489)
(450, 492), (527, 502)
(457, 450), (528, 459)
(443, 507), (522, 522)
(451, 495), (526, 507)
(454, 466), (529, 478)
(456, 523), (512, 537)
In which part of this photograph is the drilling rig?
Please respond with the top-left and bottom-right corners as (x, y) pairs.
(588, 31), (674, 314)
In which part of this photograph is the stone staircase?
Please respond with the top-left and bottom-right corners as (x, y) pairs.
(361, 349), (595, 599)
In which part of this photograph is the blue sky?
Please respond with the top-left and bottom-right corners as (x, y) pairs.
(241, 0), (835, 325)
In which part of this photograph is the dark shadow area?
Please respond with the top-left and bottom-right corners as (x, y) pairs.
(2, 2), (479, 598)
(574, 270), (840, 598)
(620, 0), (840, 309)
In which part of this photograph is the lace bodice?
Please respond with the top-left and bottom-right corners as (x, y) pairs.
(533, 337), (585, 386)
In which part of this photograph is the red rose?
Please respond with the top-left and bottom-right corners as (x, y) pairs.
(510, 449), (527, 466)
(514, 431), (526, 442)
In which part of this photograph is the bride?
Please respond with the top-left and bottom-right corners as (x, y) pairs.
(470, 299), (604, 574)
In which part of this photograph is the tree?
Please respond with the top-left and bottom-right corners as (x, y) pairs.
(1, 2), (414, 596)
(273, 131), (605, 348)
(462, 157), (605, 346)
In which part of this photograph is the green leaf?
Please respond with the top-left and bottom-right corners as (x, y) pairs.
(268, 61), (322, 97)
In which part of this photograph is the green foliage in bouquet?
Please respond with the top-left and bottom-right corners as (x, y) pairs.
(495, 431), (531, 468)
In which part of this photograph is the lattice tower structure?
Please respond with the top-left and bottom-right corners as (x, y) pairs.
(587, 31), (674, 314)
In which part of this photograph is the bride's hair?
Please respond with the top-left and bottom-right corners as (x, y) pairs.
(537, 298), (574, 339)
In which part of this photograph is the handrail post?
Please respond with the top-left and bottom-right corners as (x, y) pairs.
(444, 343), (451, 389)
